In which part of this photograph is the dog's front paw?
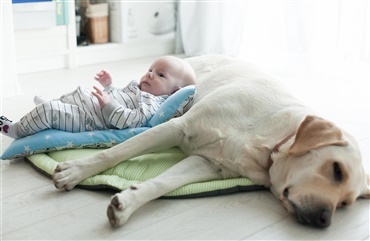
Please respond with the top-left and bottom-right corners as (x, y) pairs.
(107, 191), (138, 227)
(52, 160), (86, 191)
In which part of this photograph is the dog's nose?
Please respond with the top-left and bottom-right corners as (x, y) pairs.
(295, 207), (332, 228)
(314, 208), (332, 228)
(292, 202), (332, 228)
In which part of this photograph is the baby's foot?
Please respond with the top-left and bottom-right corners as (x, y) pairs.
(33, 95), (49, 105)
(0, 116), (15, 138)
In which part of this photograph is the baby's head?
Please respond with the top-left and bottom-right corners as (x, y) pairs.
(139, 56), (196, 96)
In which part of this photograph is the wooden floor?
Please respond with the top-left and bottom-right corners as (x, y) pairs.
(1, 56), (369, 240)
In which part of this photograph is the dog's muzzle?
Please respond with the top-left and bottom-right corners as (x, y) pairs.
(289, 200), (332, 228)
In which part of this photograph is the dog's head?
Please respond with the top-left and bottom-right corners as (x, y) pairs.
(269, 115), (369, 228)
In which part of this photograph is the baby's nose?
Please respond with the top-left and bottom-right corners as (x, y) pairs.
(148, 72), (153, 78)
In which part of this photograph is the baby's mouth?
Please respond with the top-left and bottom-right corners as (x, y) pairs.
(141, 81), (150, 87)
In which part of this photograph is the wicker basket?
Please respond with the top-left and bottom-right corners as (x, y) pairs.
(87, 15), (108, 43)
(85, 3), (109, 44)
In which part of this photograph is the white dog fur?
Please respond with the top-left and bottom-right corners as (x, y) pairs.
(52, 55), (370, 228)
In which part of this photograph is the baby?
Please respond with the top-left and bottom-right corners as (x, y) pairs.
(0, 56), (196, 139)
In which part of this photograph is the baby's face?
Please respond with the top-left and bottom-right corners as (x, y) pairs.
(139, 57), (186, 96)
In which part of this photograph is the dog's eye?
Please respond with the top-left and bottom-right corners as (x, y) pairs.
(283, 187), (289, 198)
(333, 162), (343, 182)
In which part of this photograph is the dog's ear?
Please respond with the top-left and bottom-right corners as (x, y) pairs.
(288, 115), (347, 156)
(359, 175), (370, 199)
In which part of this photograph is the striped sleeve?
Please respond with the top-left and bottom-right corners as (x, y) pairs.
(102, 95), (164, 129)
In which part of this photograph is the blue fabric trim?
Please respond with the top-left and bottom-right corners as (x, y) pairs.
(148, 85), (196, 127)
(0, 128), (149, 159)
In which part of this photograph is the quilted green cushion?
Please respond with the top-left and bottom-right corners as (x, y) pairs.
(26, 148), (265, 198)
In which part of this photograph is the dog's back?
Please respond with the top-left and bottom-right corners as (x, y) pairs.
(186, 55), (312, 130)
(177, 55), (314, 183)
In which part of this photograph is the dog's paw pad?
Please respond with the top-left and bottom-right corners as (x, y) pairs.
(111, 195), (124, 210)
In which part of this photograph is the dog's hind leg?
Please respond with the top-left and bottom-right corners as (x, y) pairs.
(53, 119), (185, 191)
(107, 155), (221, 227)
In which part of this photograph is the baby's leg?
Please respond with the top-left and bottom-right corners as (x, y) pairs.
(1, 100), (97, 139)
(0, 116), (26, 138)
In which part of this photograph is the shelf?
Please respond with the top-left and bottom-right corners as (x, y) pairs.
(76, 42), (121, 52)
(13, 1), (177, 74)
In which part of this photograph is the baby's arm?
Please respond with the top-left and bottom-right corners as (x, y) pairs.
(102, 101), (143, 129)
(94, 70), (112, 88)
(91, 86), (111, 108)
(101, 98), (160, 129)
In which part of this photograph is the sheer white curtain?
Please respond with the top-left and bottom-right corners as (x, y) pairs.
(238, 0), (369, 75)
(1, 0), (22, 98)
(176, 0), (368, 75)
(175, 1), (245, 56)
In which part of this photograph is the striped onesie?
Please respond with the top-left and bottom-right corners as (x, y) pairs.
(17, 80), (167, 136)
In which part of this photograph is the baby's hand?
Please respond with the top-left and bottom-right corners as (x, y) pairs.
(94, 69), (112, 88)
(92, 86), (111, 108)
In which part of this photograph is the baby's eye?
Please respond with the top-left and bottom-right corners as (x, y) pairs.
(158, 73), (165, 78)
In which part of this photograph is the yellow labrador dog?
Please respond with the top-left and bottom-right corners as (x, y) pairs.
(52, 55), (369, 228)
